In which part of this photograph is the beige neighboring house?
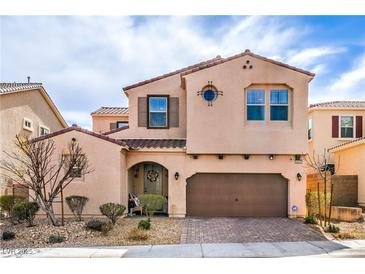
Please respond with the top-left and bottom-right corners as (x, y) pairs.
(330, 138), (365, 208)
(91, 106), (129, 133)
(307, 101), (365, 166)
(0, 82), (67, 194)
(33, 49), (314, 218)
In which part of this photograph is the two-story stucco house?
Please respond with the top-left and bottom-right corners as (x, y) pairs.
(34, 49), (314, 218)
(0, 82), (68, 194)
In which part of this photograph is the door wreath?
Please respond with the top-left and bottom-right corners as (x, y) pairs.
(146, 170), (159, 183)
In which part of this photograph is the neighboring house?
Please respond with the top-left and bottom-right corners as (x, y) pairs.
(91, 106), (129, 133)
(308, 101), (365, 165)
(34, 49), (314, 218)
(0, 82), (68, 194)
(330, 138), (365, 209)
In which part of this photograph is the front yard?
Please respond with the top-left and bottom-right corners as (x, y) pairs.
(0, 216), (183, 248)
(324, 220), (365, 240)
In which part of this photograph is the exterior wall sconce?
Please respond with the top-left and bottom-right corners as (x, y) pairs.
(193, 155), (198, 160)
(218, 154), (224, 160)
(297, 173), (302, 181)
(243, 154), (250, 160)
(268, 154), (275, 160)
(174, 172), (179, 180)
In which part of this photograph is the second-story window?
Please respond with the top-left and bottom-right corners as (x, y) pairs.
(247, 89), (265, 120)
(39, 125), (50, 136)
(148, 96), (169, 128)
(116, 121), (128, 128)
(340, 116), (354, 138)
(270, 90), (288, 121)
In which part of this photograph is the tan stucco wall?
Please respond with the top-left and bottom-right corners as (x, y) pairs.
(183, 55), (310, 154)
(92, 114), (129, 133)
(109, 73), (187, 139)
(333, 144), (365, 207)
(0, 89), (65, 192)
(38, 130), (126, 216)
(308, 109), (365, 162)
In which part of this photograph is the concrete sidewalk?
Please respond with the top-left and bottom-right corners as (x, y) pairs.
(2, 240), (365, 258)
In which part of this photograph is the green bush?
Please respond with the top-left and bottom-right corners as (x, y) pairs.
(304, 215), (317, 224)
(65, 195), (89, 221)
(0, 195), (26, 221)
(305, 192), (331, 217)
(326, 224), (340, 233)
(48, 234), (65, 244)
(99, 203), (126, 224)
(13, 201), (39, 226)
(139, 194), (167, 216)
(86, 219), (105, 231)
(138, 218), (151, 230)
(2, 230), (15, 241)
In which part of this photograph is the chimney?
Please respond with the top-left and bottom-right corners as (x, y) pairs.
(27, 76), (30, 83)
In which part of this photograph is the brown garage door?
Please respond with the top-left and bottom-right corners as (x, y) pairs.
(186, 173), (288, 217)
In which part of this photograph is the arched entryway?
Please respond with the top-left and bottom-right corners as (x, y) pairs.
(128, 162), (169, 213)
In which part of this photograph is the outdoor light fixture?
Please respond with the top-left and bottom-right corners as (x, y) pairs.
(268, 154), (275, 160)
(297, 173), (302, 181)
(243, 154), (250, 160)
(192, 155), (198, 160)
(174, 172), (179, 180)
(218, 154), (224, 160)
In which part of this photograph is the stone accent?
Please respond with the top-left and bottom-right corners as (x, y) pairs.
(306, 174), (358, 207)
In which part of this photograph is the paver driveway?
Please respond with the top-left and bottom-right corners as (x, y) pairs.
(180, 217), (326, 244)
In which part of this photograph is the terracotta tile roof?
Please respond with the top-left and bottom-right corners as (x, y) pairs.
(91, 106), (129, 115)
(329, 136), (365, 151)
(103, 126), (129, 135)
(123, 55), (223, 91)
(31, 124), (128, 147)
(0, 83), (43, 94)
(309, 101), (365, 109)
(123, 49), (315, 91)
(119, 138), (186, 149)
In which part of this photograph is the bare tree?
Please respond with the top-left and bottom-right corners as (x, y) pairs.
(306, 148), (339, 227)
(0, 135), (93, 226)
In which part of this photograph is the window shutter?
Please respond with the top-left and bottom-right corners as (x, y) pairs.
(169, 97), (179, 128)
(138, 97), (147, 127)
(110, 122), (116, 130)
(356, 116), (363, 138)
(332, 116), (339, 138)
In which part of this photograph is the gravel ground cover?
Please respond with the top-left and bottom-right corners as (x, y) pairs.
(0, 216), (183, 248)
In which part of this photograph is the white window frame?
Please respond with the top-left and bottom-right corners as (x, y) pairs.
(270, 90), (289, 121)
(116, 121), (129, 128)
(339, 115), (356, 139)
(246, 89), (265, 121)
(39, 125), (50, 136)
(23, 118), (33, 132)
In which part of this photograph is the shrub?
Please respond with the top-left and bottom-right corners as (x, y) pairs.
(13, 201), (39, 226)
(99, 203), (126, 224)
(127, 228), (148, 241)
(305, 192), (331, 217)
(2, 230), (15, 241)
(86, 219), (105, 231)
(326, 224), (340, 233)
(0, 195), (26, 222)
(65, 195), (89, 221)
(139, 194), (167, 216)
(304, 215), (317, 224)
(138, 218), (151, 230)
(49, 234), (65, 244)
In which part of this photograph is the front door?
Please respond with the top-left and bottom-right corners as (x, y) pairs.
(144, 164), (163, 195)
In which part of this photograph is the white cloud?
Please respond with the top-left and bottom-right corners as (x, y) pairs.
(62, 111), (92, 130)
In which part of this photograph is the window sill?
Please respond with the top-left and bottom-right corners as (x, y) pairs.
(23, 127), (33, 132)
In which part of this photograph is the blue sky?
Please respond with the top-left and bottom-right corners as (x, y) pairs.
(1, 16), (365, 128)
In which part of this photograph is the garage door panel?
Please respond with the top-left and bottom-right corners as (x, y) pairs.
(186, 173), (288, 217)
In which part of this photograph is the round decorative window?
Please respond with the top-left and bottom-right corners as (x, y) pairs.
(197, 81), (223, 106)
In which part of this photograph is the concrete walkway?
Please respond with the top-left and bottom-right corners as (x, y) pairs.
(2, 240), (365, 258)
